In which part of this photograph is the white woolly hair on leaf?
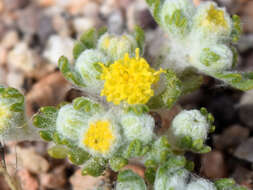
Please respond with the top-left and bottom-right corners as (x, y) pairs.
(116, 171), (147, 190)
(157, 0), (234, 76)
(189, 43), (233, 74)
(159, 32), (192, 73)
(154, 167), (190, 190)
(3, 119), (40, 142)
(119, 111), (155, 144)
(171, 109), (210, 141)
(75, 49), (109, 94)
(186, 178), (217, 190)
(97, 33), (138, 61)
(190, 1), (232, 42)
(160, 0), (195, 34)
(142, 137), (168, 164)
(56, 104), (90, 142)
(79, 110), (123, 158)
(0, 99), (40, 141)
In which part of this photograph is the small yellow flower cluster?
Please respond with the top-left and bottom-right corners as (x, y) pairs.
(201, 4), (228, 31)
(83, 120), (115, 154)
(100, 48), (164, 105)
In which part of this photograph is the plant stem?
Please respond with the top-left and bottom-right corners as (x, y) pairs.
(0, 143), (22, 190)
(0, 163), (22, 190)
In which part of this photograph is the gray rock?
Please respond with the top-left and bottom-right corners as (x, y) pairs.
(43, 35), (74, 65)
(17, 5), (41, 34)
(239, 104), (253, 130)
(3, 0), (29, 11)
(108, 10), (124, 34)
(17, 5), (54, 42)
(0, 30), (19, 49)
(234, 138), (253, 163)
(213, 125), (250, 151)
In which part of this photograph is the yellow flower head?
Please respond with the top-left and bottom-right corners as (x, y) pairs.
(83, 120), (115, 154)
(100, 48), (164, 105)
(201, 4), (228, 31)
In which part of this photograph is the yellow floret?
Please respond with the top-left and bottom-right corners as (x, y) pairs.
(100, 48), (164, 105)
(201, 4), (228, 31)
(83, 120), (115, 154)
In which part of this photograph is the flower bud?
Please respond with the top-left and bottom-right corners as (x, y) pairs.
(195, 44), (233, 73)
(191, 2), (232, 41)
(75, 49), (109, 93)
(169, 109), (212, 153)
(120, 112), (155, 144)
(154, 158), (190, 190)
(98, 33), (138, 61)
(159, 0), (195, 37)
(56, 104), (88, 141)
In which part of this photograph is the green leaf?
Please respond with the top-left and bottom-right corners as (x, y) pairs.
(52, 132), (64, 144)
(231, 46), (239, 68)
(145, 160), (157, 168)
(198, 145), (211, 154)
(68, 148), (90, 165)
(125, 104), (149, 115)
(148, 69), (182, 109)
(58, 56), (86, 87)
(179, 68), (203, 95)
(165, 156), (186, 169)
(209, 125), (216, 133)
(200, 48), (220, 66)
(145, 167), (156, 184)
(133, 26), (145, 54)
(207, 113), (215, 124)
(97, 27), (108, 37)
(140, 145), (150, 156)
(160, 136), (171, 149)
(39, 130), (53, 141)
(126, 139), (143, 158)
(80, 28), (97, 49)
(0, 88), (25, 107)
(215, 178), (235, 190)
(33, 106), (58, 129)
(73, 97), (101, 113)
(214, 71), (253, 91)
(82, 157), (106, 177)
(116, 170), (147, 190)
(40, 106), (58, 115)
(215, 178), (248, 190)
(160, 149), (171, 162)
(73, 42), (86, 59)
(33, 115), (50, 129)
(165, 9), (188, 33)
(48, 145), (69, 159)
(145, 0), (154, 6)
(179, 136), (193, 150)
(73, 97), (91, 111)
(231, 15), (242, 43)
(185, 161), (194, 172)
(192, 139), (204, 151)
(153, 0), (162, 24)
(10, 102), (24, 112)
(109, 157), (128, 172)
